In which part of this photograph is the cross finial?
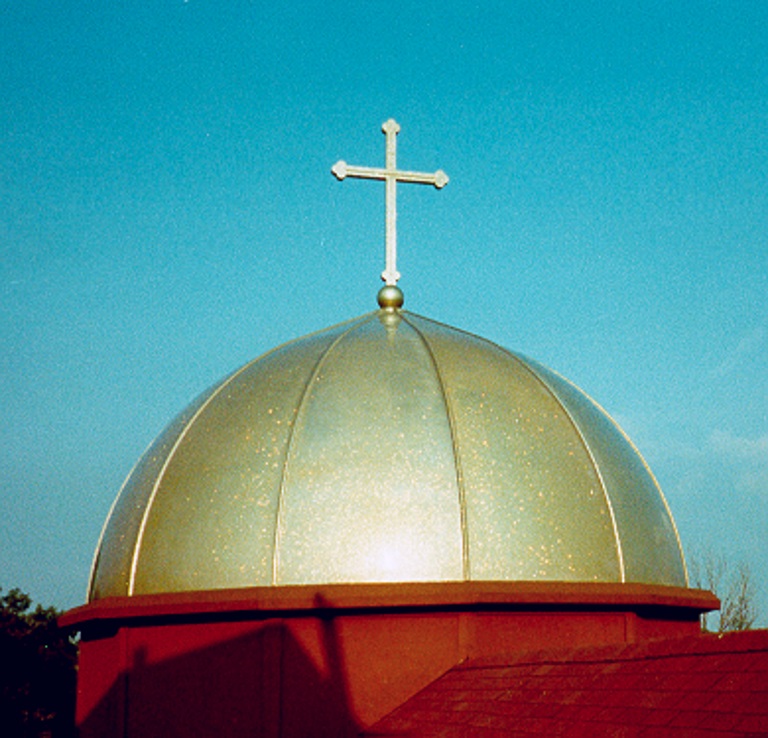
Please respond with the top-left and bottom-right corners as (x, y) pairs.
(332, 119), (448, 290)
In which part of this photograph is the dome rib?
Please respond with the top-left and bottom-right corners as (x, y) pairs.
(402, 312), (470, 580)
(126, 356), (269, 595)
(87, 451), (143, 600)
(574, 390), (687, 584)
(509, 358), (626, 582)
(271, 313), (377, 585)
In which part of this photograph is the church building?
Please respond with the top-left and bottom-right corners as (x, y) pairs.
(62, 121), (768, 737)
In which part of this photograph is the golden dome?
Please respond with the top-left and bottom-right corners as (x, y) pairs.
(88, 308), (686, 600)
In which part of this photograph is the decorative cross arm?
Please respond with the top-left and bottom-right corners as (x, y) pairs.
(331, 160), (449, 189)
(332, 119), (448, 286)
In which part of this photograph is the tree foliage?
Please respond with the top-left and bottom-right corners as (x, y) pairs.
(0, 587), (77, 738)
(688, 551), (759, 632)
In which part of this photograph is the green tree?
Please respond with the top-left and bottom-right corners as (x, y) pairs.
(688, 551), (759, 632)
(0, 588), (77, 738)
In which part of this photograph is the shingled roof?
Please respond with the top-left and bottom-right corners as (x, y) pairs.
(364, 629), (768, 737)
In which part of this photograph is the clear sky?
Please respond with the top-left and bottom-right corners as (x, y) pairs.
(2, 1), (767, 621)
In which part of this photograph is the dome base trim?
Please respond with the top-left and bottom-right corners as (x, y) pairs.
(62, 581), (718, 629)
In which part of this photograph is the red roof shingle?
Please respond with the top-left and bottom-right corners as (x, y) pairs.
(365, 629), (768, 737)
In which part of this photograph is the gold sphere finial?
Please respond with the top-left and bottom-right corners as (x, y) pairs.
(377, 284), (404, 310)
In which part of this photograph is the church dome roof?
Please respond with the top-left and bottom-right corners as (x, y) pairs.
(88, 307), (686, 600)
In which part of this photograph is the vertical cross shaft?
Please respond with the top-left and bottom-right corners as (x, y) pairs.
(332, 119), (448, 286)
(384, 119), (399, 285)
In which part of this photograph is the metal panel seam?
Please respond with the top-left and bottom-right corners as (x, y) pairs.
(512, 359), (626, 583)
(570, 390), (688, 585)
(402, 313), (471, 581)
(87, 451), (143, 600)
(126, 339), (322, 596)
(270, 314), (377, 586)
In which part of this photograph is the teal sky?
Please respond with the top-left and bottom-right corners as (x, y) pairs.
(2, 1), (767, 619)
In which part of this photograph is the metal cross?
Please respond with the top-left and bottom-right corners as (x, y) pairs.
(332, 119), (448, 286)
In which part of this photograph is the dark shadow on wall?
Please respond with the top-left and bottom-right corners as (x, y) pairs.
(78, 616), (362, 738)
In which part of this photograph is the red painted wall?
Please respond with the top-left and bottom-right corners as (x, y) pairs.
(62, 583), (717, 738)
